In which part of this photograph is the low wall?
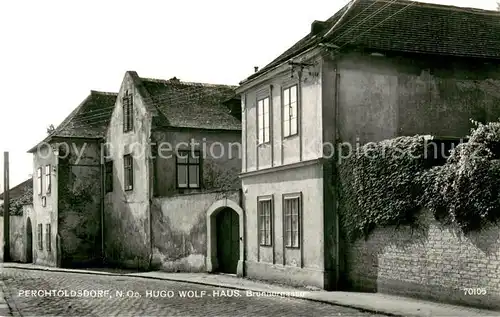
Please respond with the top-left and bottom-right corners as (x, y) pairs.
(346, 209), (500, 310)
(151, 190), (239, 272)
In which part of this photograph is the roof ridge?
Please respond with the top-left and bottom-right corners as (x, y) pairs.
(0, 178), (32, 199)
(139, 77), (237, 89)
(390, 0), (500, 14)
(90, 90), (118, 96)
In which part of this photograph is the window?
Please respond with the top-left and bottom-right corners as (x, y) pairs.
(426, 138), (468, 166)
(258, 197), (273, 246)
(123, 90), (134, 132)
(124, 155), (133, 191)
(284, 194), (301, 248)
(37, 167), (42, 195)
(41, 196), (46, 207)
(283, 85), (298, 137)
(176, 150), (201, 189)
(45, 165), (51, 194)
(105, 161), (113, 193)
(37, 224), (43, 250)
(46, 224), (51, 251)
(257, 97), (270, 144)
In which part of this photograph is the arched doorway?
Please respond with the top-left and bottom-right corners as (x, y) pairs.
(206, 199), (245, 276)
(216, 208), (239, 274)
(26, 217), (33, 263)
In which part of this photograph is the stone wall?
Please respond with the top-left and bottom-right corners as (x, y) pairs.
(0, 205), (34, 263)
(346, 209), (500, 310)
(151, 190), (240, 272)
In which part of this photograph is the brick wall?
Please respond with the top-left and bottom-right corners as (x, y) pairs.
(346, 209), (500, 310)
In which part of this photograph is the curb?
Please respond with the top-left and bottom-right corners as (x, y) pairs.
(2, 265), (403, 316)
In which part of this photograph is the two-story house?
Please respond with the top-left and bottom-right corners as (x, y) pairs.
(25, 90), (117, 267)
(236, 0), (500, 290)
(103, 71), (243, 274)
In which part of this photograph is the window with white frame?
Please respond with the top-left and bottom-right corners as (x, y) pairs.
(45, 165), (51, 194)
(257, 97), (270, 144)
(283, 85), (298, 137)
(37, 167), (42, 195)
(284, 194), (301, 248)
(258, 197), (273, 246)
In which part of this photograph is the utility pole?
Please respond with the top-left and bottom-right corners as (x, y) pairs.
(3, 152), (10, 262)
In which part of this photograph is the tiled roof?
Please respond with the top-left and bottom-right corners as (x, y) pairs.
(28, 90), (117, 152)
(48, 90), (118, 138)
(245, 0), (500, 82)
(0, 178), (33, 216)
(139, 76), (241, 130)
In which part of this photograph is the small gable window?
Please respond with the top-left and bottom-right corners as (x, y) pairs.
(123, 90), (134, 133)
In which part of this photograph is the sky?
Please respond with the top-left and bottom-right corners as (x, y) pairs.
(0, 0), (497, 193)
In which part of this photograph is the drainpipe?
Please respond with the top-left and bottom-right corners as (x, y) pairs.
(148, 139), (154, 270)
(99, 140), (105, 264)
(333, 60), (341, 290)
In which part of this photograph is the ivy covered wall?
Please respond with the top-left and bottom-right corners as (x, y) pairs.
(338, 121), (500, 309)
(57, 140), (102, 267)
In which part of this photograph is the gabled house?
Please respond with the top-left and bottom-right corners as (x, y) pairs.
(12, 70), (242, 274)
(236, 0), (500, 290)
(26, 90), (117, 267)
(103, 71), (243, 274)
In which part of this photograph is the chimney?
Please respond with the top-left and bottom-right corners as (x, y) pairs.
(254, 66), (259, 73)
(311, 20), (327, 35)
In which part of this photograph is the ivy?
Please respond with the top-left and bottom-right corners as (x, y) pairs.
(421, 121), (500, 233)
(338, 121), (500, 242)
(338, 136), (430, 241)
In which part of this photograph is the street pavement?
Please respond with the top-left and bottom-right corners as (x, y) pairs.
(0, 267), (387, 317)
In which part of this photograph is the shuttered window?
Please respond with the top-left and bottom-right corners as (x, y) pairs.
(45, 165), (51, 194)
(37, 224), (43, 250)
(37, 167), (42, 195)
(124, 155), (133, 191)
(123, 90), (134, 132)
(46, 224), (51, 251)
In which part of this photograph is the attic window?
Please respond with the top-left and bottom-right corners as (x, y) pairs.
(123, 90), (134, 133)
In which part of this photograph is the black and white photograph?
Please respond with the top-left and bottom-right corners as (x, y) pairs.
(1, 0), (500, 316)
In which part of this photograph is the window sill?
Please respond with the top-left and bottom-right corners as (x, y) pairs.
(284, 246), (301, 250)
(283, 133), (299, 140)
(257, 142), (271, 148)
(259, 244), (273, 248)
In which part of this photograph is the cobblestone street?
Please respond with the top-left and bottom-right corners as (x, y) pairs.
(0, 268), (387, 316)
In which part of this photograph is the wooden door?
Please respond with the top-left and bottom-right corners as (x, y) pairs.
(216, 208), (239, 274)
(26, 218), (33, 263)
